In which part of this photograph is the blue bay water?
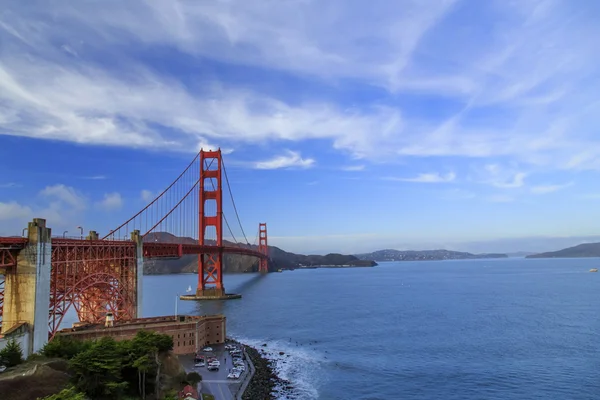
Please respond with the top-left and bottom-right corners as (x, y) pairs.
(144, 258), (600, 400)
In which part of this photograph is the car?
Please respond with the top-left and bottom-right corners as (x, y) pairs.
(202, 347), (213, 352)
(207, 364), (219, 371)
(194, 362), (205, 367)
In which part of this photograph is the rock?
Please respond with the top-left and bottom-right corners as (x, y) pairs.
(279, 351), (285, 355)
(262, 343), (268, 347)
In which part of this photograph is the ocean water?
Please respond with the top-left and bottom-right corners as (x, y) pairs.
(145, 258), (600, 400)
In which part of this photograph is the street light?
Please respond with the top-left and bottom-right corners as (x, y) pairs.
(76, 226), (83, 239)
(22, 228), (28, 237)
(63, 230), (68, 238)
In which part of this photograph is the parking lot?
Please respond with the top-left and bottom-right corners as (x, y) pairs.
(179, 342), (250, 400)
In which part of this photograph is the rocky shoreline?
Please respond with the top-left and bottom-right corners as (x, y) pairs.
(241, 344), (296, 400)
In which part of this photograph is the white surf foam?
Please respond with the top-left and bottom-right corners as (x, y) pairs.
(232, 335), (327, 400)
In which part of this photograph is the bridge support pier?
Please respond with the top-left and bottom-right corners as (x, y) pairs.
(3, 218), (51, 355)
(131, 230), (144, 318)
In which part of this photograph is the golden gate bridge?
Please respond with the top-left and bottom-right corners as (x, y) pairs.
(0, 149), (269, 343)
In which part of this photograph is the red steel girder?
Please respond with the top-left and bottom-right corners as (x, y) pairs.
(198, 150), (224, 293)
(49, 240), (137, 339)
(0, 247), (18, 334)
(258, 223), (269, 273)
(144, 242), (266, 259)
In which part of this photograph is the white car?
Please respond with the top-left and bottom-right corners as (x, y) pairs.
(202, 347), (213, 352)
(209, 360), (220, 367)
(194, 362), (205, 367)
(227, 371), (241, 379)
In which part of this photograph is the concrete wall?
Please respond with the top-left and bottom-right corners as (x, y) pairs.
(131, 230), (144, 318)
(58, 315), (226, 355)
(3, 219), (51, 355)
(0, 325), (31, 358)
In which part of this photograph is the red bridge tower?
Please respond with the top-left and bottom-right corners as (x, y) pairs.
(258, 223), (268, 273)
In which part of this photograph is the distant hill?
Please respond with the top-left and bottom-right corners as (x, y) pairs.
(526, 242), (600, 258)
(506, 251), (537, 257)
(355, 249), (508, 262)
(143, 232), (376, 274)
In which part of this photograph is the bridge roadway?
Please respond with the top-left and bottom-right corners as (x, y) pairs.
(0, 237), (266, 260)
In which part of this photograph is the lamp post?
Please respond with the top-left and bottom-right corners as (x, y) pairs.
(63, 230), (68, 238)
(77, 226), (83, 239)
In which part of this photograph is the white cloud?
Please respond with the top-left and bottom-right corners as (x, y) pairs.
(0, 201), (32, 221)
(254, 150), (315, 170)
(83, 175), (107, 180)
(341, 165), (365, 172)
(141, 190), (154, 203)
(479, 164), (527, 189)
(384, 172), (456, 183)
(97, 192), (123, 211)
(530, 182), (573, 195)
(40, 184), (86, 210)
(0, 184), (88, 235)
(0, 0), (599, 169)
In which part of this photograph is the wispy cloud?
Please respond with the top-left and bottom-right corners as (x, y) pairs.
(0, 0), (598, 169)
(384, 172), (456, 183)
(341, 165), (365, 172)
(0, 184), (89, 234)
(0, 201), (32, 221)
(530, 182), (573, 195)
(96, 192), (123, 211)
(40, 184), (86, 210)
(83, 175), (107, 180)
(140, 190), (154, 203)
(480, 164), (527, 189)
(254, 151), (315, 170)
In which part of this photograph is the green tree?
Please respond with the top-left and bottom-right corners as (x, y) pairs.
(41, 336), (91, 359)
(186, 371), (202, 386)
(69, 336), (127, 399)
(132, 354), (152, 399)
(39, 386), (86, 400)
(0, 338), (24, 367)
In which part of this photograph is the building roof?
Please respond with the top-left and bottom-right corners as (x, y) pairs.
(57, 314), (224, 335)
(179, 384), (198, 399)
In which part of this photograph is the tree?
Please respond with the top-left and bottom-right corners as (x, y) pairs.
(186, 371), (202, 386)
(40, 386), (86, 400)
(69, 337), (127, 399)
(41, 336), (91, 359)
(0, 339), (24, 367)
(132, 354), (151, 399)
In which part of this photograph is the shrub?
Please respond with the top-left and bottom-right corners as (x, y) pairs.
(0, 339), (24, 367)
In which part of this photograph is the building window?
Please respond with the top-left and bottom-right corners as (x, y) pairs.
(183, 333), (186, 338)
(178, 334), (180, 339)
(177, 341), (180, 347)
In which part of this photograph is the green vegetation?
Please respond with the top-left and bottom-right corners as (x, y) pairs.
(0, 338), (24, 367)
(37, 331), (176, 400)
(186, 371), (202, 386)
(202, 394), (215, 400)
(40, 386), (86, 400)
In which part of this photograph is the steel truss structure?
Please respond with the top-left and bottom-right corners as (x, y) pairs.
(49, 239), (137, 338)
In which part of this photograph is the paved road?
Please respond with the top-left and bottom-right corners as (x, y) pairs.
(179, 343), (249, 400)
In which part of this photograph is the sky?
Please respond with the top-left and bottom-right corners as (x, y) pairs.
(1, 0), (600, 255)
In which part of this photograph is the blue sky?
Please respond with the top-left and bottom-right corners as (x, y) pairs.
(1, 0), (600, 254)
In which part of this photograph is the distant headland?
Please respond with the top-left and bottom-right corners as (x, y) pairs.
(355, 249), (508, 262)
